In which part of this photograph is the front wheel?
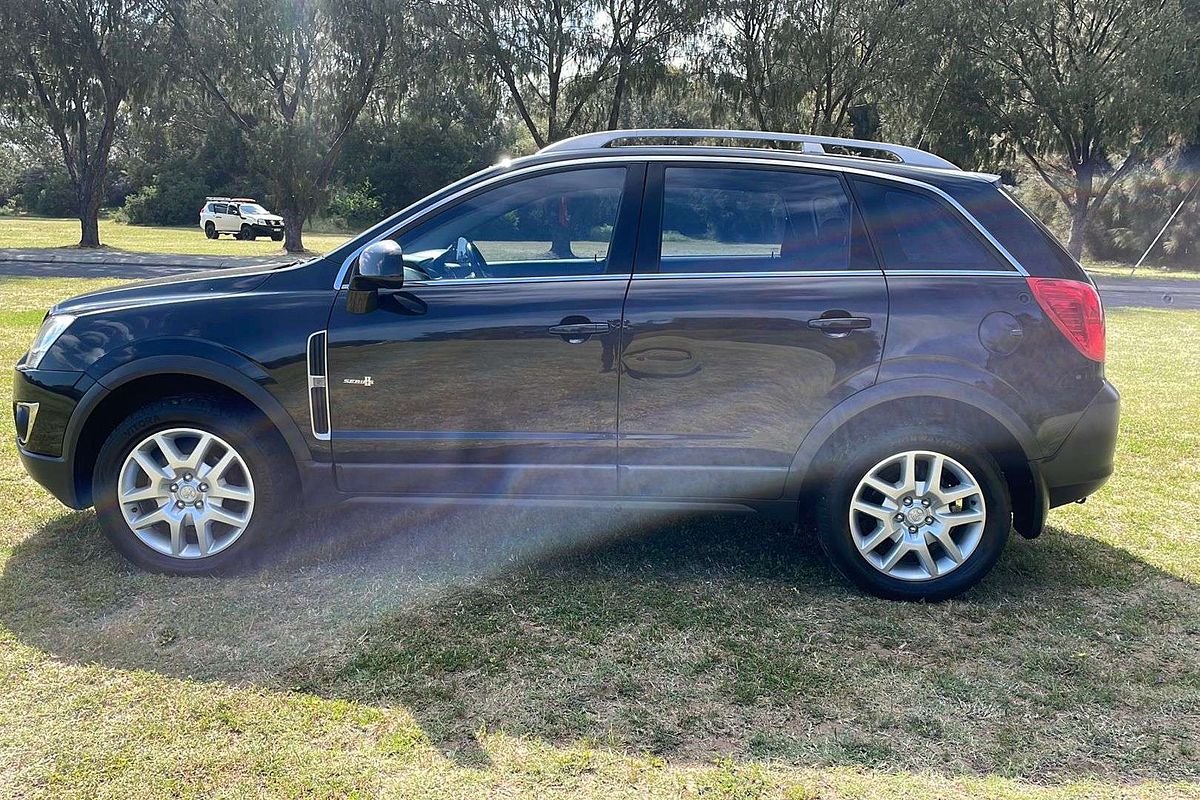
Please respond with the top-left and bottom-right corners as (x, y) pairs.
(271, 231), (284, 242)
(813, 431), (1011, 601)
(93, 395), (294, 574)
(239, 224), (256, 241)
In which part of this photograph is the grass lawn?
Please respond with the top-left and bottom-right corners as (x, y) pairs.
(0, 276), (1197, 798)
(0, 216), (352, 256)
(1084, 260), (1200, 281)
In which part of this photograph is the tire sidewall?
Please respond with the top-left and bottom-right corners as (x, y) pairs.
(93, 396), (289, 575)
(814, 431), (1011, 601)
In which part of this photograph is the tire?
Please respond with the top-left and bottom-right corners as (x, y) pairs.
(204, 222), (218, 240)
(93, 394), (295, 575)
(239, 224), (256, 241)
(271, 231), (284, 242)
(812, 428), (1011, 601)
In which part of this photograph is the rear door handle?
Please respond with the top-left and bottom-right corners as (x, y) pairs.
(549, 321), (612, 343)
(807, 316), (872, 333)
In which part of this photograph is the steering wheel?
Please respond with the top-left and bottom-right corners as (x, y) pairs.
(454, 236), (491, 278)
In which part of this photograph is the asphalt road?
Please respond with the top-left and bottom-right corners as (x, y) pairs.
(0, 248), (1195, 310)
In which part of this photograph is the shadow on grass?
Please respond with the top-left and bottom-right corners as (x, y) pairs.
(1, 505), (1197, 783)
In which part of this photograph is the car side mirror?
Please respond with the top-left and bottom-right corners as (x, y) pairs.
(347, 240), (405, 314)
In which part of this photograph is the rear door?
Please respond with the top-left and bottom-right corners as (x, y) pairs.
(617, 162), (888, 499)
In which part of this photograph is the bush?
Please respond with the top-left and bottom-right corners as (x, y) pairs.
(122, 162), (208, 226)
(327, 182), (384, 231)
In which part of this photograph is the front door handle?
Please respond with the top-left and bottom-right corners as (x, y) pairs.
(549, 321), (612, 343)
(808, 315), (871, 332)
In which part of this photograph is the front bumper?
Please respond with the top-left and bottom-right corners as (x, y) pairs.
(250, 222), (285, 236)
(13, 366), (88, 508)
(1035, 380), (1120, 508)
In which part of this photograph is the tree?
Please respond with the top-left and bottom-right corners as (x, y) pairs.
(438, 0), (701, 148)
(170, 0), (396, 252)
(969, 0), (1199, 259)
(708, 0), (926, 136)
(0, 0), (178, 246)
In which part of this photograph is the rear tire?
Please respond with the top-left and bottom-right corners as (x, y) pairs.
(93, 395), (294, 575)
(204, 222), (218, 240)
(811, 428), (1011, 601)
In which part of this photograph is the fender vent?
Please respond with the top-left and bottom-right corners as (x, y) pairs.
(307, 331), (330, 440)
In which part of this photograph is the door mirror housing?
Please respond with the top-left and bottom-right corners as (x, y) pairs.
(355, 240), (406, 287)
(348, 240), (406, 314)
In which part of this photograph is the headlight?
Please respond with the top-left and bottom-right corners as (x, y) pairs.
(25, 314), (76, 369)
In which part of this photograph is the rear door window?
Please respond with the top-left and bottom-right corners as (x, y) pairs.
(851, 178), (1007, 271)
(657, 166), (877, 273)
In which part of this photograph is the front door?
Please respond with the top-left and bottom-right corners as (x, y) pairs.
(326, 163), (644, 496)
(618, 163), (889, 500)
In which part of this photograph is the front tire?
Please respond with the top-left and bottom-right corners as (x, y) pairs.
(93, 395), (293, 574)
(812, 430), (1011, 601)
(238, 224), (256, 241)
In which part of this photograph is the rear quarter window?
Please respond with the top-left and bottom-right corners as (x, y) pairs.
(934, 179), (1084, 278)
(850, 177), (1005, 272)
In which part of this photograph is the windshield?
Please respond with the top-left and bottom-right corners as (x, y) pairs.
(235, 203), (268, 215)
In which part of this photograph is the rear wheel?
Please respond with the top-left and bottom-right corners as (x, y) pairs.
(812, 430), (1010, 601)
(93, 395), (294, 574)
(204, 222), (218, 239)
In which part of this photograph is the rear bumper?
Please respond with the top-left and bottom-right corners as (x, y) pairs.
(1035, 380), (1120, 508)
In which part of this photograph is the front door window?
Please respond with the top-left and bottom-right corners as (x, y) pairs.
(396, 167), (628, 281)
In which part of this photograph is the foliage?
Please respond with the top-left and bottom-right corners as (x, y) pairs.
(966, 0), (1199, 258)
(0, 0), (181, 246)
(1085, 158), (1200, 265)
(168, 0), (398, 252)
(326, 182), (385, 231)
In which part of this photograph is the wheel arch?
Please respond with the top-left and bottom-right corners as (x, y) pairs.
(67, 356), (312, 508)
(786, 378), (1047, 539)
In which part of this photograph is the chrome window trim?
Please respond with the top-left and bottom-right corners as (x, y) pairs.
(633, 270), (882, 280)
(332, 155), (1028, 290)
(883, 270), (1028, 278)
(402, 274), (630, 288)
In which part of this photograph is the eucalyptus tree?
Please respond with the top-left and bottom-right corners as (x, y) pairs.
(0, 0), (179, 246)
(169, 0), (397, 252)
(968, 0), (1198, 259)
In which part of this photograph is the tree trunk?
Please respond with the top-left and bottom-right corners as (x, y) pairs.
(281, 206), (306, 253)
(1066, 164), (1095, 262)
(1066, 201), (1088, 261)
(77, 188), (102, 248)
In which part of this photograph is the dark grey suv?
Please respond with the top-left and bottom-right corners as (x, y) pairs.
(13, 129), (1118, 600)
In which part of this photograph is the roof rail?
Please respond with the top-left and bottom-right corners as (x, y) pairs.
(538, 128), (960, 171)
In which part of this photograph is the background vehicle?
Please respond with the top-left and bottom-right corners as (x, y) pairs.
(199, 197), (285, 241)
(14, 129), (1118, 600)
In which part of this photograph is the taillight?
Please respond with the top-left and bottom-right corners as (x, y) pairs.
(1027, 277), (1105, 362)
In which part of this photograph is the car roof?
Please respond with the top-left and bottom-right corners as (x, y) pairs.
(501, 145), (1000, 187)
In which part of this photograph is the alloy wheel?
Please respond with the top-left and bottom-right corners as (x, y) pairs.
(848, 450), (986, 582)
(117, 427), (255, 559)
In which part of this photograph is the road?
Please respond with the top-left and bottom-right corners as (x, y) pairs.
(0, 248), (1195, 309)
